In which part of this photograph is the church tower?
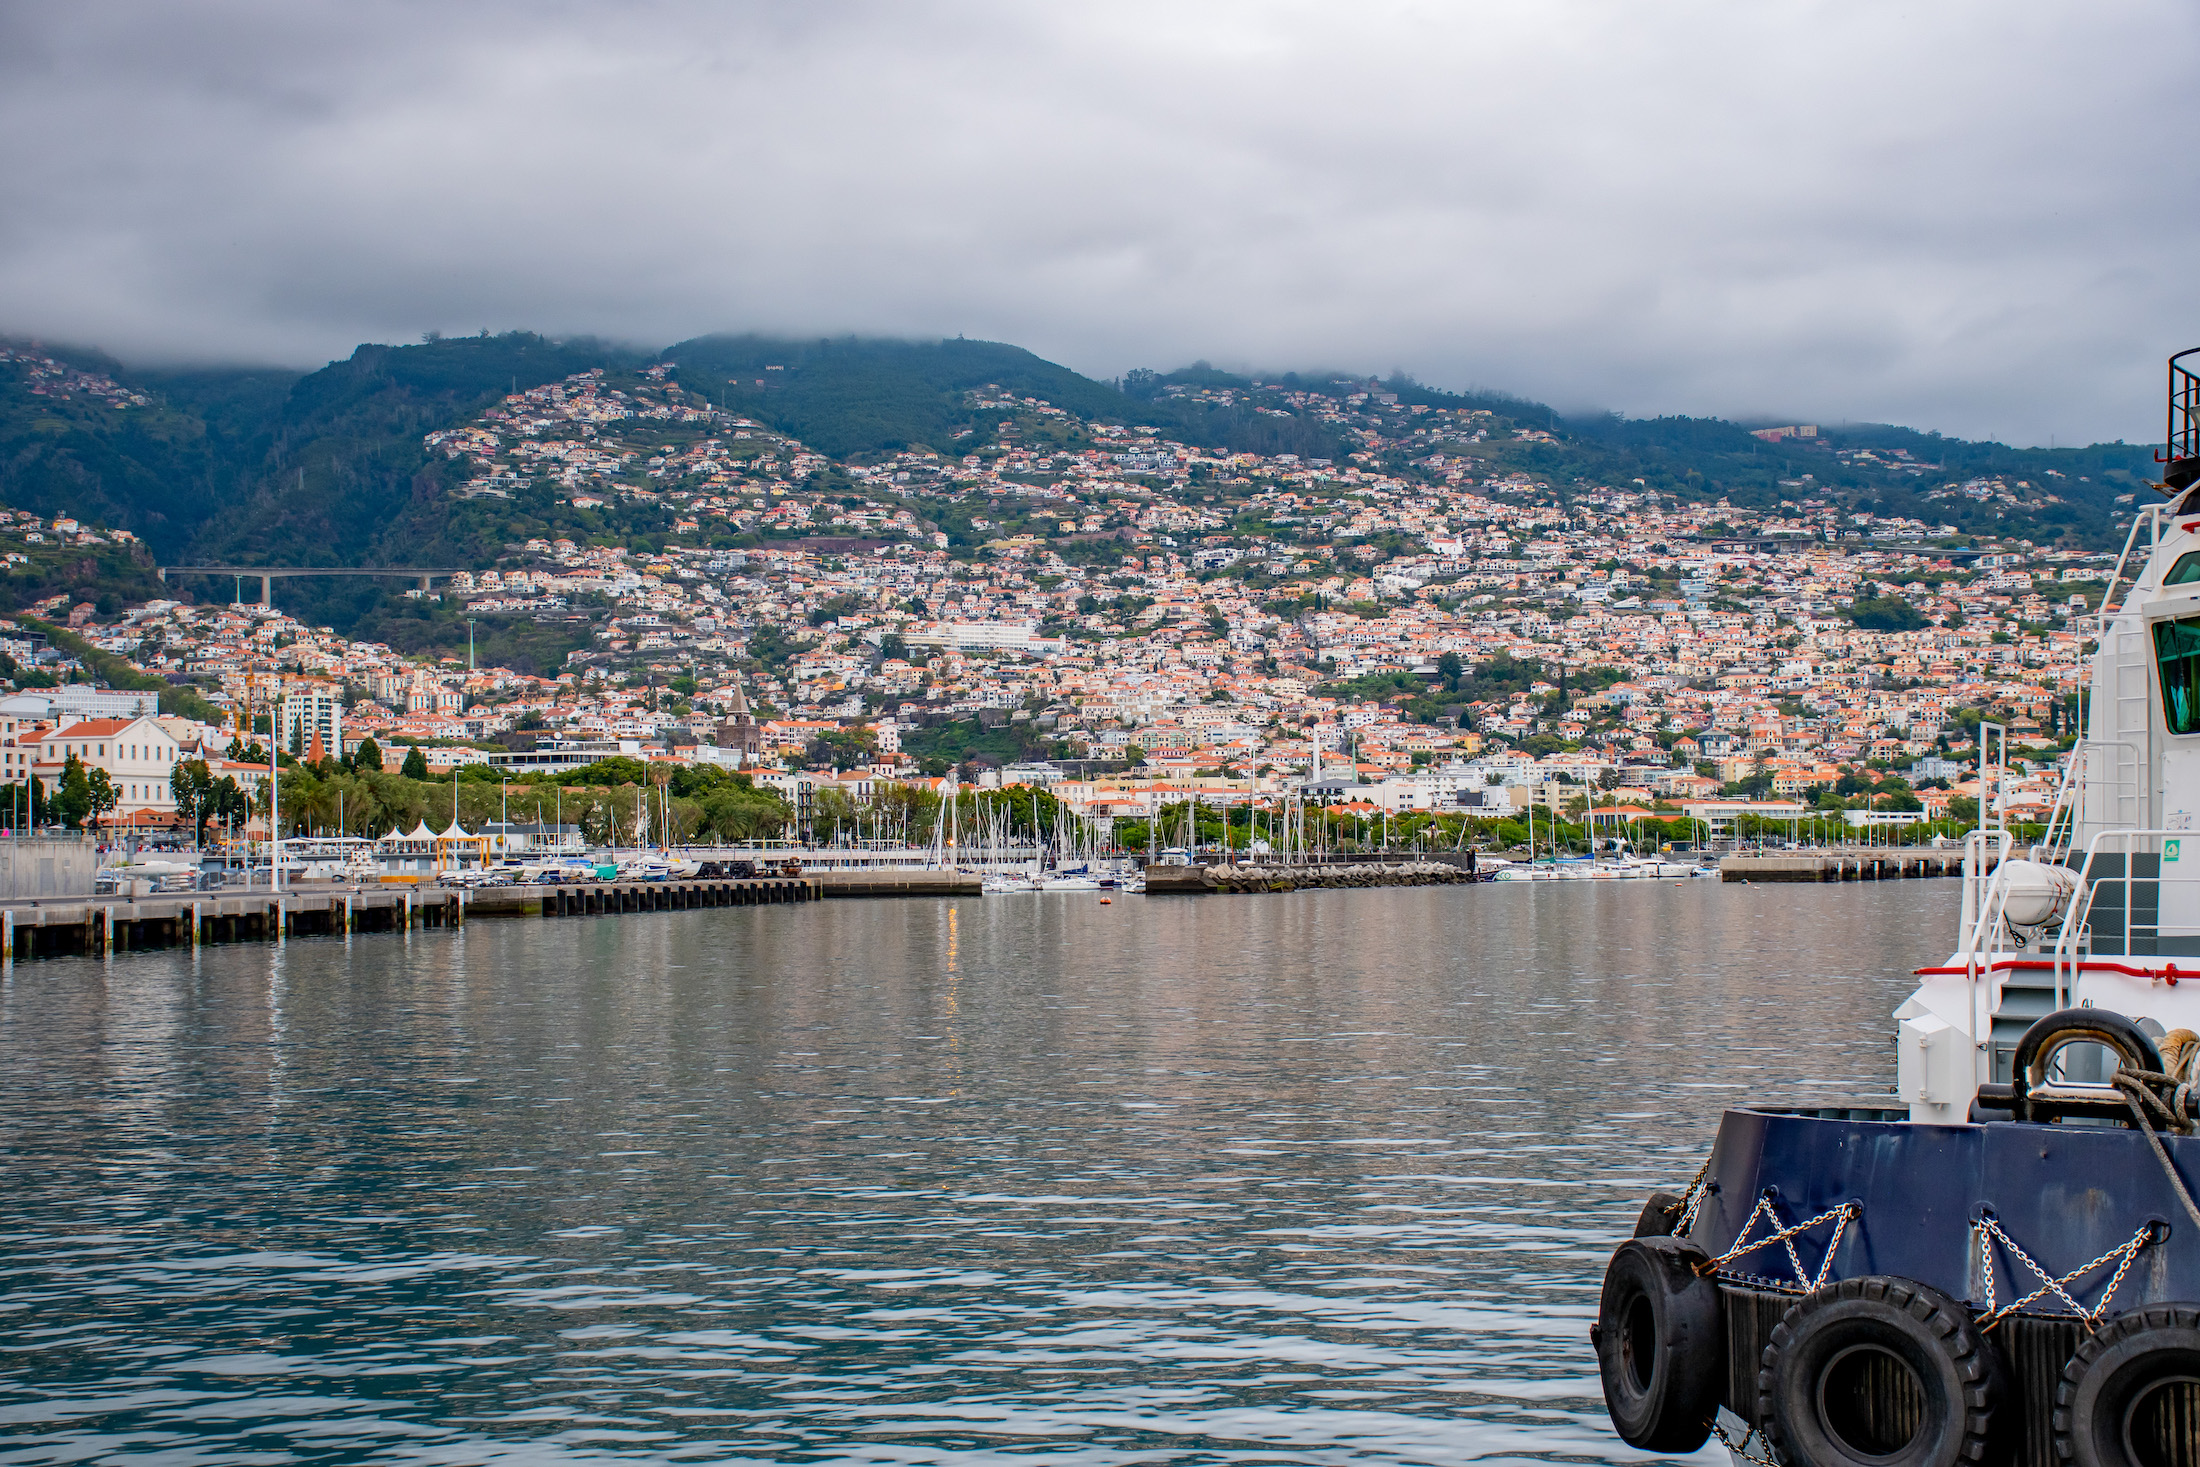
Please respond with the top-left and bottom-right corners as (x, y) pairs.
(719, 676), (762, 762)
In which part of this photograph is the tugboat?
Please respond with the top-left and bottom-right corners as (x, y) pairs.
(1597, 352), (2200, 1467)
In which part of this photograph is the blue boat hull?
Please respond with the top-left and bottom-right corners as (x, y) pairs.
(1650, 1107), (2200, 1465)
(1691, 1107), (2200, 1309)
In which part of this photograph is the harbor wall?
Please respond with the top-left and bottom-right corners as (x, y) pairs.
(0, 837), (98, 899)
(0, 870), (999, 964)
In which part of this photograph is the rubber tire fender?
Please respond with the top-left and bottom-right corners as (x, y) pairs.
(1758, 1275), (2012, 1467)
(2054, 1303), (2200, 1467)
(1634, 1190), (1688, 1238)
(1594, 1235), (1723, 1453)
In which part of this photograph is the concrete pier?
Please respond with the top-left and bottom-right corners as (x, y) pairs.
(1145, 861), (1484, 895)
(816, 870), (983, 898)
(1718, 848), (1988, 882)
(0, 875), (825, 963)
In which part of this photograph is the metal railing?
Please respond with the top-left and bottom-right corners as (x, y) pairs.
(2032, 739), (2142, 868)
(2096, 503), (2169, 643)
(2033, 746), (2080, 865)
(1959, 828), (2016, 964)
(2049, 828), (2200, 1007)
(2162, 349), (2200, 491)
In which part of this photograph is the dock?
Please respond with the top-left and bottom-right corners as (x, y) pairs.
(1144, 860), (1485, 895)
(1718, 848), (1989, 882)
(0, 870), (976, 964)
(814, 869), (983, 898)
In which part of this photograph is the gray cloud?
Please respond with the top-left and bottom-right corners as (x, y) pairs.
(1, 0), (2192, 444)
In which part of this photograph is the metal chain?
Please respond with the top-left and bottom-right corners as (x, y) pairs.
(1712, 1418), (1783, 1466)
(1810, 1204), (1859, 1291)
(1675, 1154), (1714, 1234)
(1696, 1196), (1861, 1289)
(1974, 1215), (2155, 1328)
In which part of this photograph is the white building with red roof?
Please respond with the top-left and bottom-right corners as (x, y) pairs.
(31, 715), (184, 820)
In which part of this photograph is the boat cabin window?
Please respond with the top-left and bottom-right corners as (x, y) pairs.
(2170, 552), (2200, 585)
(2156, 615), (2200, 733)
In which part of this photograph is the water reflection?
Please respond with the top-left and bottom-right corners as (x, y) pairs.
(0, 881), (1948, 1464)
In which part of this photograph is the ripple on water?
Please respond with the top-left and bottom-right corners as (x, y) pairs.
(0, 881), (1947, 1464)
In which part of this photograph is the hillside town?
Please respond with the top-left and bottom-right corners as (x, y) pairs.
(0, 361), (2119, 843)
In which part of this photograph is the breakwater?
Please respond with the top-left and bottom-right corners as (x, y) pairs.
(1144, 860), (1483, 895)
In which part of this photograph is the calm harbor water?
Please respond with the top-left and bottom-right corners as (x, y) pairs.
(0, 881), (1952, 1467)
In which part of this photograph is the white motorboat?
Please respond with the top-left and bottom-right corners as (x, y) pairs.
(1035, 873), (1102, 892)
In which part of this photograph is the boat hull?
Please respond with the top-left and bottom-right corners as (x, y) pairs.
(1659, 1107), (2200, 1464)
(1691, 1107), (2200, 1306)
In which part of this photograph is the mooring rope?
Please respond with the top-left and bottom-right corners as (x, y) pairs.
(2111, 1070), (2200, 1234)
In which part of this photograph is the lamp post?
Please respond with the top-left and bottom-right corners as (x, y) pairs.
(269, 715), (281, 893)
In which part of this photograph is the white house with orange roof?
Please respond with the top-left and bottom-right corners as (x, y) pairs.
(31, 715), (184, 820)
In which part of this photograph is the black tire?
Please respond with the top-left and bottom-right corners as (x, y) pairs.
(1595, 1236), (1723, 1452)
(1758, 1275), (2011, 1467)
(1634, 1190), (1688, 1238)
(2054, 1303), (2200, 1467)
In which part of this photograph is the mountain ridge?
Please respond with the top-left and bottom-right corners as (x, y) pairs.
(0, 329), (2164, 651)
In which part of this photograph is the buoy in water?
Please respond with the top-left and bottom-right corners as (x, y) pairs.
(1099, 896), (1112, 904)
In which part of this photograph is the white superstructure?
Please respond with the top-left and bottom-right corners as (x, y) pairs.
(1898, 472), (2200, 1122)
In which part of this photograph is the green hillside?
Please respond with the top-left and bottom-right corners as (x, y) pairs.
(0, 328), (2171, 650)
(667, 334), (1353, 463)
(0, 343), (292, 559)
(1547, 406), (2151, 543)
(188, 331), (640, 572)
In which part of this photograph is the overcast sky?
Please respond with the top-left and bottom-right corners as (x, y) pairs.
(2, 1), (2192, 445)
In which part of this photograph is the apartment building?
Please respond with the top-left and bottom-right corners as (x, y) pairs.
(280, 689), (343, 758)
